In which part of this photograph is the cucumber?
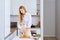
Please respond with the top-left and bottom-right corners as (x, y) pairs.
(36, 34), (41, 37)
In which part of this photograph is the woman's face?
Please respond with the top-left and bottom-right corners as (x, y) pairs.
(20, 8), (26, 15)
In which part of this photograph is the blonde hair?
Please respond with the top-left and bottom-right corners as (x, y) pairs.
(19, 6), (27, 23)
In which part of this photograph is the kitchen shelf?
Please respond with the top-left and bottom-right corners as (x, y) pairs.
(30, 28), (40, 30)
(31, 15), (40, 17)
(10, 14), (18, 16)
(37, 4), (40, 5)
(10, 14), (40, 16)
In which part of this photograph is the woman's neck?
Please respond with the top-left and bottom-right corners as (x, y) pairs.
(23, 12), (27, 16)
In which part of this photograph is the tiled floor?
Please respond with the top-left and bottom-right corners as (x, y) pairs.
(44, 37), (56, 40)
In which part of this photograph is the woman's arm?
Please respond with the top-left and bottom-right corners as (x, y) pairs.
(27, 14), (32, 28)
(20, 28), (24, 33)
(18, 13), (21, 24)
(25, 14), (32, 36)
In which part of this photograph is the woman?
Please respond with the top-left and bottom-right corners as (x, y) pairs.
(18, 6), (32, 38)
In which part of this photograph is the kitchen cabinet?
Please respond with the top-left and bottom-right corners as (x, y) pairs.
(11, 0), (37, 15)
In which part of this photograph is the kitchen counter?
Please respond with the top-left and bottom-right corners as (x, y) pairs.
(12, 36), (41, 40)
(12, 36), (33, 40)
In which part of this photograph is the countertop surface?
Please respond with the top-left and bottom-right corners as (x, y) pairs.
(12, 36), (41, 40)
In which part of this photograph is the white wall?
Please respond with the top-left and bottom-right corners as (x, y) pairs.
(5, 0), (10, 37)
(0, 0), (5, 40)
(40, 0), (43, 40)
(55, 0), (60, 40)
(43, 0), (55, 37)
(11, 0), (37, 15)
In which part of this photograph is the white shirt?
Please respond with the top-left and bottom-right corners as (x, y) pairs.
(18, 12), (32, 29)
(17, 12), (32, 37)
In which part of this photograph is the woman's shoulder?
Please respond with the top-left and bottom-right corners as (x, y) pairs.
(26, 12), (31, 16)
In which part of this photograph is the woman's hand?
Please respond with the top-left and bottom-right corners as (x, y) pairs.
(20, 28), (24, 34)
(20, 28), (30, 35)
(25, 28), (30, 36)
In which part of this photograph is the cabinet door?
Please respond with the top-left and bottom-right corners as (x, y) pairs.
(11, 0), (37, 15)
(5, 0), (10, 37)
